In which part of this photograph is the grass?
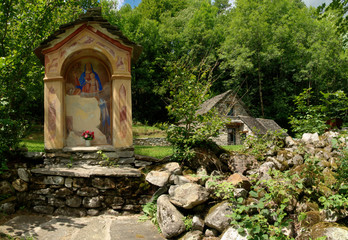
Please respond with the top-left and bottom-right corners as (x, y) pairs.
(134, 145), (173, 159)
(222, 145), (243, 152)
(132, 124), (166, 139)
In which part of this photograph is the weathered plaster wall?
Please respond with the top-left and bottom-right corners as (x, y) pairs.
(43, 24), (133, 149)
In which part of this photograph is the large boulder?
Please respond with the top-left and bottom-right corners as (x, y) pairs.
(309, 222), (348, 240)
(169, 183), (210, 209)
(221, 227), (248, 240)
(146, 171), (170, 187)
(227, 173), (251, 191)
(205, 201), (233, 232)
(157, 195), (185, 239)
(302, 133), (320, 144)
(179, 231), (203, 240)
(220, 153), (258, 175)
(188, 148), (228, 173)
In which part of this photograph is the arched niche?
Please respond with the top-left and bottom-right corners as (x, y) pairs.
(62, 52), (112, 147)
(35, 8), (142, 150)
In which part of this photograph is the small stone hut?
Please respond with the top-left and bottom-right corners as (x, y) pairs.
(34, 8), (142, 150)
(197, 90), (285, 145)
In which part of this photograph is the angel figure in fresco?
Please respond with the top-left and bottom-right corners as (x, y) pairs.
(77, 63), (103, 97)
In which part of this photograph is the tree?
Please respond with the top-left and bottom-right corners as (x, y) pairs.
(162, 56), (226, 161)
(0, 0), (100, 167)
(218, 0), (348, 130)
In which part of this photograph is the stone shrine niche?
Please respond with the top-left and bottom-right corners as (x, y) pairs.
(34, 8), (142, 150)
(65, 58), (112, 146)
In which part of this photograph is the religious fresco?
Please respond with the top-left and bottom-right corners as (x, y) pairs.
(47, 86), (57, 141)
(65, 58), (112, 146)
(119, 84), (127, 139)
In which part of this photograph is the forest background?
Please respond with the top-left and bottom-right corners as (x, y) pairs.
(0, 0), (347, 140)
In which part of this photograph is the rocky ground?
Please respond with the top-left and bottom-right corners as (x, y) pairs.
(142, 131), (348, 239)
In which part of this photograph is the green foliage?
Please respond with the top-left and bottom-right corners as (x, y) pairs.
(139, 202), (160, 231)
(318, 194), (348, 211)
(212, 171), (295, 240)
(97, 150), (117, 167)
(134, 146), (173, 159)
(183, 215), (193, 231)
(161, 57), (227, 161)
(0, 0), (101, 166)
(289, 88), (348, 137)
(243, 129), (287, 160)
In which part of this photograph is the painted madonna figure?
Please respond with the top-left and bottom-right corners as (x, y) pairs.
(77, 63), (103, 97)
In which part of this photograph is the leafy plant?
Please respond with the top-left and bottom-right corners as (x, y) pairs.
(97, 150), (117, 167)
(161, 56), (227, 162)
(243, 129), (287, 160)
(183, 215), (193, 231)
(139, 202), (160, 232)
(289, 88), (348, 137)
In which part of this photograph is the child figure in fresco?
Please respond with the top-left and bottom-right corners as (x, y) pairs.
(77, 63), (103, 97)
(89, 73), (100, 94)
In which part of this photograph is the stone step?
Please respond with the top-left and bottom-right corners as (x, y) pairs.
(31, 165), (141, 178)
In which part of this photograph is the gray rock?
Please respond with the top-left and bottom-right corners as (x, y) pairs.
(92, 178), (116, 189)
(205, 201), (233, 232)
(162, 162), (182, 175)
(169, 183), (210, 209)
(32, 188), (53, 195)
(134, 160), (152, 167)
(157, 195), (185, 239)
(65, 178), (73, 188)
(104, 196), (125, 209)
(43, 176), (65, 185)
(285, 136), (296, 147)
(174, 175), (191, 185)
(282, 221), (295, 238)
(82, 196), (102, 208)
(55, 188), (73, 196)
(12, 179), (28, 192)
(287, 154), (303, 167)
(192, 215), (204, 232)
(54, 207), (86, 217)
(258, 162), (275, 180)
(302, 133), (319, 143)
(310, 222), (348, 240)
(180, 230), (203, 240)
(117, 157), (135, 164)
(47, 197), (66, 207)
(33, 205), (54, 214)
(66, 196), (82, 208)
(321, 209), (348, 222)
(234, 188), (248, 199)
(0, 181), (14, 195)
(168, 185), (178, 196)
(221, 227), (248, 240)
(73, 178), (87, 188)
(205, 228), (219, 237)
(0, 202), (16, 214)
(87, 209), (100, 216)
(77, 187), (99, 197)
(224, 153), (258, 175)
(18, 168), (30, 182)
(146, 171), (170, 187)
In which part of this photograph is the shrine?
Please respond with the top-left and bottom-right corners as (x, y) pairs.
(35, 8), (141, 150)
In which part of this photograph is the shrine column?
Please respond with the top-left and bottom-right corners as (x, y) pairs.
(44, 77), (64, 150)
(112, 75), (133, 148)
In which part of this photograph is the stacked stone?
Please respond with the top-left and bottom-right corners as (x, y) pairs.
(133, 138), (170, 146)
(0, 165), (152, 217)
(143, 131), (348, 239)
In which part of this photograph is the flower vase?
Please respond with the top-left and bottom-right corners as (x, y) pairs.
(85, 140), (91, 147)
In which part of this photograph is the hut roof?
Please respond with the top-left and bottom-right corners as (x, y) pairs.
(34, 7), (142, 65)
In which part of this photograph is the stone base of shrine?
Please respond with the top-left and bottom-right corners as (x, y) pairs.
(43, 146), (135, 167)
(0, 148), (160, 217)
